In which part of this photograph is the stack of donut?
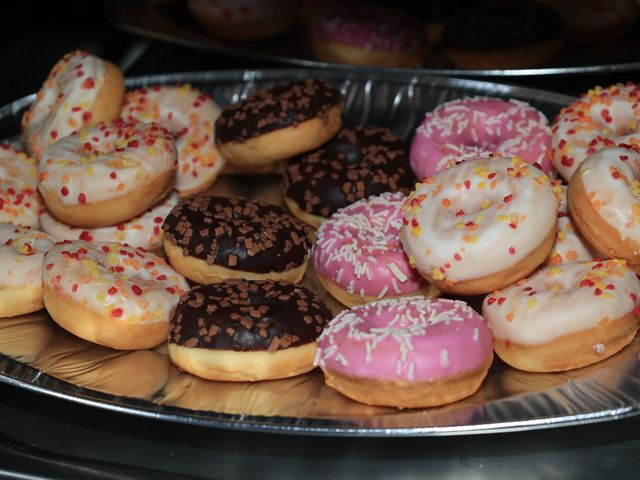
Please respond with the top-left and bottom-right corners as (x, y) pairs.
(4, 48), (640, 411)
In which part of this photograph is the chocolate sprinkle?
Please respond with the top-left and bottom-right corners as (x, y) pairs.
(283, 125), (415, 218)
(169, 280), (332, 352)
(163, 196), (312, 274)
(215, 78), (343, 144)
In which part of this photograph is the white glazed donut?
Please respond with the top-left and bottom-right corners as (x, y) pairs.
(568, 145), (640, 270)
(545, 182), (598, 266)
(400, 156), (558, 295)
(42, 240), (188, 350)
(0, 223), (54, 317)
(550, 82), (640, 181)
(21, 50), (125, 159)
(0, 144), (42, 228)
(38, 120), (178, 228)
(39, 192), (179, 251)
(122, 85), (226, 196)
(483, 260), (640, 372)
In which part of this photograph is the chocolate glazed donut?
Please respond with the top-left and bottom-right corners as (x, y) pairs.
(215, 77), (344, 172)
(162, 196), (312, 284)
(283, 125), (416, 227)
(168, 280), (333, 381)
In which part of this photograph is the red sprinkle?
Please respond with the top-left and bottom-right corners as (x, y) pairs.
(46, 263), (54, 270)
(108, 287), (117, 295)
(111, 307), (123, 318)
(81, 77), (95, 89)
(60, 187), (69, 196)
(503, 194), (513, 203)
(487, 297), (497, 305)
(131, 285), (143, 296)
(78, 193), (87, 204)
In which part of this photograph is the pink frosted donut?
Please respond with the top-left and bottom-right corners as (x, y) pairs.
(410, 97), (553, 180)
(314, 297), (494, 408)
(311, 6), (427, 68)
(312, 192), (439, 306)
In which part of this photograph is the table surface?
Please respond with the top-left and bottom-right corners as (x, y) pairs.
(1, 3), (640, 478)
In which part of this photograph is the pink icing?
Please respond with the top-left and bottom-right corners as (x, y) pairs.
(315, 297), (493, 382)
(312, 192), (428, 300)
(410, 97), (554, 180)
(311, 6), (426, 53)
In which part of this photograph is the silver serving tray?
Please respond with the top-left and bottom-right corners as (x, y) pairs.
(1, 68), (640, 437)
(109, 0), (640, 77)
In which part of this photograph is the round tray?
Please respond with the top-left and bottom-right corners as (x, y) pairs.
(2, 68), (640, 437)
(108, 0), (640, 77)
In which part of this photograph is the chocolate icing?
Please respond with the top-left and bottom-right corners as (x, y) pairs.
(163, 196), (311, 274)
(283, 125), (415, 218)
(169, 280), (332, 352)
(444, 3), (564, 50)
(215, 78), (343, 144)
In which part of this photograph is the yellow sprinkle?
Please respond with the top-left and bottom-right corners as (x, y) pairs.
(411, 226), (421, 237)
(96, 293), (105, 302)
(462, 235), (478, 244)
(431, 268), (444, 281)
(478, 181), (486, 189)
(480, 200), (491, 210)
(496, 214), (509, 222)
(527, 299), (537, 309)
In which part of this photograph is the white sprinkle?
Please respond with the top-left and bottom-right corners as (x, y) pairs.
(473, 328), (479, 342)
(407, 362), (415, 381)
(391, 278), (401, 294)
(440, 349), (449, 367)
(387, 262), (408, 283)
(593, 343), (605, 354)
(378, 285), (389, 299)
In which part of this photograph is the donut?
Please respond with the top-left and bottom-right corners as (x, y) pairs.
(537, 0), (638, 45)
(163, 196), (311, 284)
(400, 156), (558, 295)
(168, 279), (332, 381)
(312, 192), (440, 307)
(214, 78), (343, 172)
(544, 182), (598, 266)
(121, 85), (226, 196)
(568, 145), (640, 271)
(187, 0), (295, 41)
(39, 192), (179, 251)
(0, 144), (42, 228)
(310, 6), (428, 68)
(38, 120), (178, 228)
(550, 82), (640, 181)
(283, 125), (415, 227)
(314, 297), (494, 408)
(42, 240), (188, 350)
(409, 97), (553, 180)
(442, 3), (565, 69)
(0, 223), (54, 317)
(21, 50), (125, 159)
(483, 260), (640, 372)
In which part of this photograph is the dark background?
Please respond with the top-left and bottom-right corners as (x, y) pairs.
(1, 1), (640, 478)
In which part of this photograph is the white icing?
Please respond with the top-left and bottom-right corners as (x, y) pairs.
(122, 85), (225, 194)
(21, 51), (106, 158)
(401, 157), (558, 282)
(39, 121), (177, 205)
(0, 223), (54, 288)
(0, 145), (42, 228)
(483, 260), (640, 345)
(578, 146), (640, 243)
(42, 241), (188, 324)
(39, 192), (179, 250)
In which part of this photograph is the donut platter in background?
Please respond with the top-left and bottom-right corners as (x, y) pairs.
(0, 54), (640, 433)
